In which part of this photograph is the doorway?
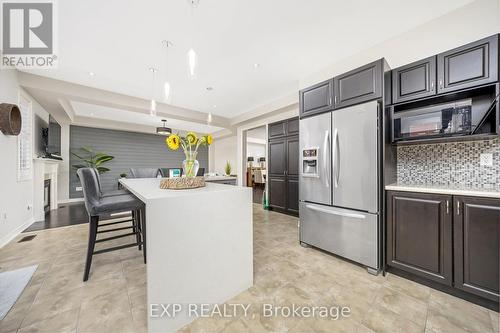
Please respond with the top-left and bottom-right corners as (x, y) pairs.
(245, 126), (267, 204)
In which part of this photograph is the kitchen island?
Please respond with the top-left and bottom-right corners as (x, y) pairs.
(120, 178), (253, 333)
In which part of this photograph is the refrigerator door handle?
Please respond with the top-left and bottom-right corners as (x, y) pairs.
(305, 204), (366, 219)
(334, 129), (340, 187)
(323, 130), (330, 188)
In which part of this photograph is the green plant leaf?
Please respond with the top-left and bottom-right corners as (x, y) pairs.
(80, 146), (94, 153)
(96, 166), (110, 174)
(95, 155), (114, 165)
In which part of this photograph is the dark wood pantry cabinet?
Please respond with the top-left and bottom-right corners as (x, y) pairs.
(386, 191), (453, 285)
(268, 117), (299, 215)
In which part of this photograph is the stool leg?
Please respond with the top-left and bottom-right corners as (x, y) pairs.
(133, 210), (142, 250)
(140, 207), (147, 264)
(83, 216), (98, 281)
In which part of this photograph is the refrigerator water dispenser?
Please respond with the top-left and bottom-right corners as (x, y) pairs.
(302, 147), (319, 177)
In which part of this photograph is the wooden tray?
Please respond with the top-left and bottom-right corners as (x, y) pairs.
(160, 176), (205, 190)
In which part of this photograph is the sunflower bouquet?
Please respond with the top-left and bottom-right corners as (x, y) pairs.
(166, 132), (213, 177)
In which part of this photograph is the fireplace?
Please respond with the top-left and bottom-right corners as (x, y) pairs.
(44, 179), (51, 214)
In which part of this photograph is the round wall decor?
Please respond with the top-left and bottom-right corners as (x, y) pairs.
(0, 103), (22, 136)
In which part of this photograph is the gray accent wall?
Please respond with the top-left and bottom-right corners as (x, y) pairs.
(70, 126), (208, 198)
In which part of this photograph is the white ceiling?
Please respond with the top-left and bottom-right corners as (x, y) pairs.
(71, 101), (224, 134)
(24, 0), (472, 119)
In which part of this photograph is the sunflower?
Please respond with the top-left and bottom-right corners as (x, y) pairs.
(207, 134), (213, 145)
(185, 132), (198, 145)
(166, 134), (180, 150)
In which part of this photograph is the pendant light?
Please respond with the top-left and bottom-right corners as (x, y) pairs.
(162, 40), (173, 102)
(149, 67), (159, 116)
(156, 119), (172, 136)
(187, 0), (199, 77)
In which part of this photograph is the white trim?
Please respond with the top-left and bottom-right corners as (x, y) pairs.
(0, 217), (35, 249)
(58, 198), (84, 204)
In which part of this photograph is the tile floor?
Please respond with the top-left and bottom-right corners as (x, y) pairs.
(0, 205), (498, 333)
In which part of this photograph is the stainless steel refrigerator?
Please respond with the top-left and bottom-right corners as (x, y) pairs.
(299, 100), (380, 272)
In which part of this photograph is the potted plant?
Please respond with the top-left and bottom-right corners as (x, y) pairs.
(225, 161), (231, 176)
(166, 132), (213, 177)
(72, 146), (114, 174)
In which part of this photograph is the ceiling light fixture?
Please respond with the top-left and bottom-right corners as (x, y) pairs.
(207, 112), (212, 124)
(149, 67), (159, 116)
(156, 119), (172, 136)
(162, 40), (173, 102)
(88, 71), (95, 76)
(253, 63), (260, 68)
(187, 0), (200, 77)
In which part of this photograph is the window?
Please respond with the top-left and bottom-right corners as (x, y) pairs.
(17, 96), (32, 181)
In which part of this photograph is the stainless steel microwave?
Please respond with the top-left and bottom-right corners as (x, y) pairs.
(393, 99), (472, 141)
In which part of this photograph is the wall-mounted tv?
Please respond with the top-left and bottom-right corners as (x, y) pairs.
(41, 115), (62, 159)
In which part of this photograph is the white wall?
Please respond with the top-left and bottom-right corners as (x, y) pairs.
(301, 0), (500, 88)
(210, 135), (238, 175)
(0, 70), (50, 247)
(246, 143), (266, 161)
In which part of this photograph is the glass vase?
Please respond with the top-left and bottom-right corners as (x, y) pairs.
(183, 151), (199, 178)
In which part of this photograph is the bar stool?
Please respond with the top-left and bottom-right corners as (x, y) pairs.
(77, 168), (146, 281)
(129, 168), (160, 178)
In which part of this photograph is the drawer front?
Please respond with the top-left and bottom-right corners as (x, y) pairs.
(300, 202), (378, 269)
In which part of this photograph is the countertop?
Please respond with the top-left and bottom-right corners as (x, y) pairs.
(204, 175), (237, 181)
(119, 178), (247, 201)
(385, 183), (500, 199)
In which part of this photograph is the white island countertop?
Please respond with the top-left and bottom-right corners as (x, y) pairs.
(119, 178), (253, 333)
(385, 183), (500, 199)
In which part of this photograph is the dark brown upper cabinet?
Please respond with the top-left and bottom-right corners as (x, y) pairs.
(453, 196), (500, 302)
(437, 35), (498, 94)
(268, 121), (286, 139)
(287, 117), (299, 135)
(387, 191), (453, 286)
(299, 79), (333, 118)
(334, 59), (383, 109)
(392, 56), (437, 104)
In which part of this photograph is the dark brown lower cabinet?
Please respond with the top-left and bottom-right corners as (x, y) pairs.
(454, 196), (500, 302)
(387, 190), (500, 306)
(269, 177), (286, 210)
(387, 191), (453, 286)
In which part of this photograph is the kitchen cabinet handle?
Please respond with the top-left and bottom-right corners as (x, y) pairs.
(334, 96), (338, 105)
(323, 130), (330, 188)
(430, 81), (434, 90)
(306, 204), (366, 219)
(446, 200), (449, 214)
(457, 201), (460, 215)
(439, 79), (443, 89)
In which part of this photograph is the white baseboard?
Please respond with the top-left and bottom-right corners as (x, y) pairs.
(0, 217), (36, 249)
(58, 198), (84, 204)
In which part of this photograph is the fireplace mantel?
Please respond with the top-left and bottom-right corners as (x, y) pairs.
(33, 158), (61, 222)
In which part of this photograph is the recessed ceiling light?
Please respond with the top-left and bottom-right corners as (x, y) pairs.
(213, 104), (217, 108)
(253, 63), (260, 68)
(206, 86), (213, 91)
(88, 71), (95, 76)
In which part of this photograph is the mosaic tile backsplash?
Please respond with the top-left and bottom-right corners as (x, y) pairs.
(397, 138), (500, 188)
